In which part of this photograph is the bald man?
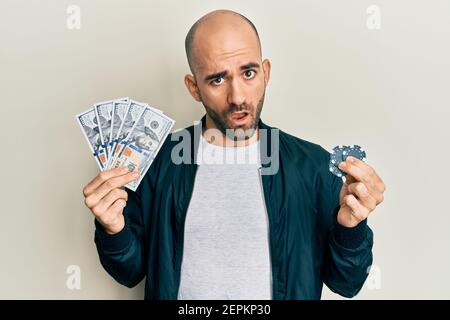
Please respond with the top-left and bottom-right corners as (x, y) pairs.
(84, 10), (385, 300)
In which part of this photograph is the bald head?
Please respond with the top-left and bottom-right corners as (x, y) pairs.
(185, 10), (262, 74)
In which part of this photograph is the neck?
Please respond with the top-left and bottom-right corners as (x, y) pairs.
(203, 115), (259, 147)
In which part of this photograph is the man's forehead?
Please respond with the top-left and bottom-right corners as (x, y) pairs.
(195, 48), (259, 74)
(193, 35), (260, 73)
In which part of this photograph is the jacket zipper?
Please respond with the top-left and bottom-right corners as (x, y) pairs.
(175, 164), (199, 299)
(258, 166), (275, 300)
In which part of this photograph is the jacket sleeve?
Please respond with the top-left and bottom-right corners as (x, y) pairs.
(93, 176), (151, 288)
(319, 156), (374, 298)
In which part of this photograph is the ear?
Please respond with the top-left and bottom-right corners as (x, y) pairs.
(262, 59), (271, 88)
(184, 74), (202, 102)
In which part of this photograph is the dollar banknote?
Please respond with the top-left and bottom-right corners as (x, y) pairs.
(77, 97), (175, 191)
(107, 99), (164, 169)
(107, 100), (147, 169)
(76, 108), (107, 170)
(107, 100), (131, 168)
(94, 97), (128, 162)
(109, 106), (175, 191)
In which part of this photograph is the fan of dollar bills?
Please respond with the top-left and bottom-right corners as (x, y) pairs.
(76, 97), (175, 191)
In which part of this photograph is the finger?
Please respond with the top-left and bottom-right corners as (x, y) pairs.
(344, 194), (370, 222)
(343, 157), (385, 194)
(94, 198), (127, 228)
(85, 171), (138, 209)
(109, 198), (127, 216)
(347, 182), (377, 211)
(339, 180), (349, 202)
(83, 166), (130, 197)
(343, 174), (357, 186)
(339, 157), (375, 190)
(95, 188), (128, 213)
(344, 157), (386, 202)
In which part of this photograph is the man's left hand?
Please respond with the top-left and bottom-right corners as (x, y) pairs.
(337, 156), (386, 228)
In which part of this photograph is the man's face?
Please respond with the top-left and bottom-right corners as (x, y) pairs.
(185, 16), (271, 140)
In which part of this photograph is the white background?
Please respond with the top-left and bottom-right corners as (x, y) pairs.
(1, 0), (449, 299)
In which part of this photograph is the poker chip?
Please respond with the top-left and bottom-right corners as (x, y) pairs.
(330, 145), (347, 166)
(329, 144), (367, 178)
(342, 145), (366, 162)
(329, 162), (344, 178)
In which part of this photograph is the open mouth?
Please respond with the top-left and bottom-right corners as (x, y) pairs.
(230, 111), (249, 123)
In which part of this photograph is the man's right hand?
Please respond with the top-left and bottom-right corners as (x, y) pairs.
(83, 167), (139, 235)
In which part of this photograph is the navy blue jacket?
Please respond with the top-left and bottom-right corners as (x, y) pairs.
(94, 116), (373, 299)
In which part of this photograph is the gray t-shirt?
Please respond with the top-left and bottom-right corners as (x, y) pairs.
(177, 134), (272, 300)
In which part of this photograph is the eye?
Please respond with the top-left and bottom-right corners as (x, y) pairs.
(211, 77), (224, 86)
(243, 70), (256, 79)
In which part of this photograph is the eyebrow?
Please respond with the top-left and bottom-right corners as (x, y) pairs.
(204, 62), (260, 82)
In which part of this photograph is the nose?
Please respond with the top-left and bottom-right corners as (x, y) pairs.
(227, 78), (246, 107)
